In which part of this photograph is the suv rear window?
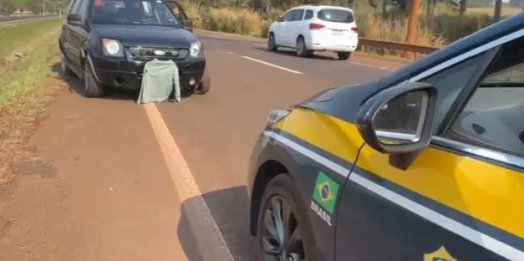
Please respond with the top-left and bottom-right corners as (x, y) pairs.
(317, 9), (354, 23)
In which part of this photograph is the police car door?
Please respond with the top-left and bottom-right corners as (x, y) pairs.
(335, 34), (524, 261)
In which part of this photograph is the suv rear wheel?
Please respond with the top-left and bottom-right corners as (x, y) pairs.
(296, 36), (313, 58)
(337, 52), (351, 60)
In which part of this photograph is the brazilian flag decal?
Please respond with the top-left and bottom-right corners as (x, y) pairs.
(312, 171), (340, 214)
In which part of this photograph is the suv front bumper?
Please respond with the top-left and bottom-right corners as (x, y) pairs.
(90, 53), (206, 90)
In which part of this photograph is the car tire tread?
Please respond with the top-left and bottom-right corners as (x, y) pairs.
(255, 174), (318, 261)
(268, 32), (278, 52)
(194, 69), (211, 95)
(337, 52), (351, 60)
(83, 61), (104, 98)
(296, 36), (313, 58)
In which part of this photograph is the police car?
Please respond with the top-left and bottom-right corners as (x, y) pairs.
(247, 12), (524, 261)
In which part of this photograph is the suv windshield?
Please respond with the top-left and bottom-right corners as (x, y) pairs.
(91, 0), (179, 26)
(317, 8), (354, 23)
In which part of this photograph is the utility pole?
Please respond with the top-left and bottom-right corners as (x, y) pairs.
(43, 0), (46, 15)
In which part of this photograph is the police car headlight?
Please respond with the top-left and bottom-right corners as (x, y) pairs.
(101, 38), (123, 57)
(190, 41), (202, 57)
(265, 109), (291, 129)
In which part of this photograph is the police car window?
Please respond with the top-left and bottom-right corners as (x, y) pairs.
(421, 54), (487, 134)
(448, 36), (524, 157)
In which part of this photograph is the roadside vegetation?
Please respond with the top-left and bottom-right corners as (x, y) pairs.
(0, 18), (63, 184)
(180, 0), (521, 56)
(0, 18), (61, 58)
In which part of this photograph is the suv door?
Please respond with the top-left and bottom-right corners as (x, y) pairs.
(288, 8), (304, 46)
(165, 0), (192, 31)
(336, 35), (524, 261)
(276, 10), (296, 47)
(67, 0), (90, 69)
(63, 0), (81, 64)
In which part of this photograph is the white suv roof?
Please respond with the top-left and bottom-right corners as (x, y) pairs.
(290, 5), (354, 11)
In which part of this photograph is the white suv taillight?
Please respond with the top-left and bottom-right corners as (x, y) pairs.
(309, 23), (325, 30)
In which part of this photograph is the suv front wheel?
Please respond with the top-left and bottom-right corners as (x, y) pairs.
(83, 61), (104, 98)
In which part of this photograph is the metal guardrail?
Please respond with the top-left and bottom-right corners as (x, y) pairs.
(358, 38), (440, 60)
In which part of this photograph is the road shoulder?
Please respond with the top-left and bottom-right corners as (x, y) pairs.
(0, 80), (189, 261)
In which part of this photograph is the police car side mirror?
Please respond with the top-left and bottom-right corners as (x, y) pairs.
(355, 82), (438, 169)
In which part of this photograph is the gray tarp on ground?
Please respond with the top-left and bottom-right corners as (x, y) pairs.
(137, 58), (181, 104)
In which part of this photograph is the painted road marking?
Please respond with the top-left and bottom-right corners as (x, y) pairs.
(242, 56), (303, 74)
(349, 61), (394, 71)
(143, 103), (235, 261)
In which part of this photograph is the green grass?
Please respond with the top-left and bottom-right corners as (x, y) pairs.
(0, 29), (61, 108)
(0, 18), (62, 58)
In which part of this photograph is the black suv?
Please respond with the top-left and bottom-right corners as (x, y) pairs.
(59, 0), (210, 98)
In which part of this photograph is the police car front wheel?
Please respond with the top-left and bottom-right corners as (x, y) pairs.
(256, 174), (317, 261)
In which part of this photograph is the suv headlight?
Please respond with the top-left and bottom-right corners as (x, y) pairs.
(102, 38), (124, 57)
(190, 41), (202, 58)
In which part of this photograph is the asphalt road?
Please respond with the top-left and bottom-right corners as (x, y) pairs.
(163, 31), (398, 260)
(0, 31), (404, 261)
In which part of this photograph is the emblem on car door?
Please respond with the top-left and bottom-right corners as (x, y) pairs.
(424, 246), (457, 261)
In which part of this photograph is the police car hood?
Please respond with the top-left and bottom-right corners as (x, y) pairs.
(299, 79), (381, 124)
(93, 24), (196, 48)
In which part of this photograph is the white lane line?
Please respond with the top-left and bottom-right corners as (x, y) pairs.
(242, 56), (303, 74)
(143, 103), (235, 261)
(349, 61), (394, 71)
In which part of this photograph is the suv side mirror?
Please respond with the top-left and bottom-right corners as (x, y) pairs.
(182, 19), (193, 32)
(67, 14), (82, 25)
(276, 17), (284, 22)
(355, 81), (438, 170)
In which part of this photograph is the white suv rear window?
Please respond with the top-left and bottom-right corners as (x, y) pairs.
(317, 9), (354, 23)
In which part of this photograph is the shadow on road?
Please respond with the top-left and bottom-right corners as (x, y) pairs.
(50, 62), (194, 101)
(252, 46), (338, 61)
(177, 185), (257, 261)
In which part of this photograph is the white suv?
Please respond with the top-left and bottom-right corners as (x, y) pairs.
(267, 5), (359, 60)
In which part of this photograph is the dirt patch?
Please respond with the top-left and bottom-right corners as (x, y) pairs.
(0, 62), (65, 186)
(15, 158), (57, 179)
(0, 216), (13, 234)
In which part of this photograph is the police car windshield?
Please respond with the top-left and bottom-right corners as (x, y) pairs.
(91, 0), (179, 26)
